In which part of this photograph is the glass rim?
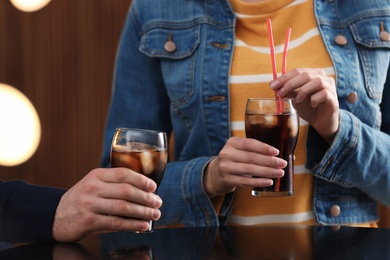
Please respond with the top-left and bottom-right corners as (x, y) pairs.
(247, 97), (296, 102)
(115, 127), (167, 136)
(246, 98), (297, 115)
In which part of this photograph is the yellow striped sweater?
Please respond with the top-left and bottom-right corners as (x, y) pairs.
(228, 0), (335, 226)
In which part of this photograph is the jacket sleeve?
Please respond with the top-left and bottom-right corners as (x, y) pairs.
(306, 49), (390, 207)
(0, 180), (66, 243)
(306, 105), (390, 207)
(380, 65), (390, 134)
(99, 3), (218, 228)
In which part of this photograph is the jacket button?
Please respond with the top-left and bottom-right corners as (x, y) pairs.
(164, 34), (176, 53)
(380, 31), (390, 42)
(330, 205), (341, 217)
(347, 92), (358, 104)
(335, 35), (347, 45)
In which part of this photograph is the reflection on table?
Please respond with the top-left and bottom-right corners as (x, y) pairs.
(1, 225), (389, 259)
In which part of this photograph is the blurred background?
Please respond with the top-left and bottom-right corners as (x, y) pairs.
(0, 0), (388, 228)
(0, 0), (131, 187)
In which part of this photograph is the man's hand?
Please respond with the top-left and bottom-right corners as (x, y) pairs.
(52, 167), (162, 242)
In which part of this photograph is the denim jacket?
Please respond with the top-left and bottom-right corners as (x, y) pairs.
(100, 0), (390, 227)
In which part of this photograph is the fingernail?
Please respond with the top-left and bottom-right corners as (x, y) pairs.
(155, 196), (163, 207)
(148, 179), (157, 191)
(278, 159), (287, 168)
(269, 80), (280, 90)
(269, 147), (279, 155)
(153, 209), (161, 220)
(274, 169), (285, 177)
(277, 88), (285, 97)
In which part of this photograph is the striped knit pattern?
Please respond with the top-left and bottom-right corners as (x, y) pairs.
(228, 0), (335, 226)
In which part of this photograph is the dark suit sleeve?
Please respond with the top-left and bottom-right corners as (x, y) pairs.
(381, 64), (390, 134)
(0, 180), (66, 243)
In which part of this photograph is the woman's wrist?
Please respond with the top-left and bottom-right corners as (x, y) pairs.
(203, 158), (216, 199)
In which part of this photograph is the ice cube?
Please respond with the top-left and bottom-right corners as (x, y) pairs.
(248, 114), (277, 127)
(263, 115), (277, 126)
(288, 115), (299, 137)
(140, 150), (154, 175)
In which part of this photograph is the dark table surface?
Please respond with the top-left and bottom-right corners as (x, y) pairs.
(1, 225), (389, 259)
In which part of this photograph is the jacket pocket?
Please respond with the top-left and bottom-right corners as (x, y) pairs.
(350, 17), (390, 100)
(139, 26), (201, 105)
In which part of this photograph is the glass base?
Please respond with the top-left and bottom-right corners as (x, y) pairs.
(251, 190), (293, 197)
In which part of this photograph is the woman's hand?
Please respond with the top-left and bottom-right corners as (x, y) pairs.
(204, 137), (287, 198)
(270, 68), (339, 143)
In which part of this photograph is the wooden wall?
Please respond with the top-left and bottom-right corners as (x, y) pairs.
(0, 0), (389, 228)
(0, 0), (132, 187)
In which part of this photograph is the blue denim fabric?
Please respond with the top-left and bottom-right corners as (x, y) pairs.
(100, 0), (390, 227)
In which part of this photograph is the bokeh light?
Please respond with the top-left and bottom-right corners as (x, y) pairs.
(10, 0), (51, 12)
(0, 83), (41, 166)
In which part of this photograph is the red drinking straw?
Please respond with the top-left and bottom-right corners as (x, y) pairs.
(282, 27), (292, 75)
(266, 19), (291, 192)
(266, 19), (282, 114)
(266, 19), (278, 81)
(266, 19), (291, 114)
